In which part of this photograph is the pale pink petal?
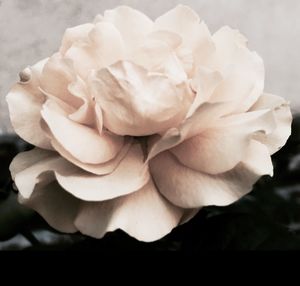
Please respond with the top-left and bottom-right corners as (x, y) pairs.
(210, 26), (265, 112)
(131, 39), (187, 84)
(6, 59), (52, 150)
(170, 109), (276, 174)
(160, 53), (188, 84)
(129, 30), (183, 81)
(170, 127), (249, 175)
(65, 22), (124, 78)
(103, 6), (153, 51)
(67, 77), (94, 125)
(74, 179), (184, 242)
(147, 30), (182, 49)
(59, 23), (94, 55)
(39, 54), (82, 108)
(147, 102), (233, 161)
(55, 143), (149, 201)
(41, 100), (124, 164)
(10, 148), (71, 199)
(155, 6), (215, 73)
(10, 148), (55, 180)
(177, 47), (194, 76)
(242, 139), (273, 176)
(130, 39), (171, 72)
(214, 109), (276, 132)
(212, 26), (248, 68)
(192, 22), (215, 68)
(250, 93), (292, 154)
(94, 103), (103, 135)
(154, 5), (200, 49)
(150, 145), (272, 209)
(91, 61), (194, 136)
(19, 182), (80, 233)
(88, 22), (125, 64)
(188, 67), (223, 117)
(48, 136), (132, 175)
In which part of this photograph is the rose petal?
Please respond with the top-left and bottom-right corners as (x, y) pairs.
(170, 128), (249, 175)
(155, 6), (215, 72)
(65, 22), (124, 78)
(10, 148), (71, 199)
(147, 102), (233, 161)
(48, 136), (132, 175)
(150, 145), (272, 209)
(147, 30), (182, 49)
(6, 59), (52, 150)
(154, 5), (200, 49)
(210, 26), (265, 112)
(91, 61), (193, 136)
(67, 77), (94, 125)
(212, 26), (248, 68)
(94, 103), (103, 135)
(59, 23), (94, 55)
(19, 181), (80, 233)
(242, 139), (273, 176)
(74, 179), (184, 242)
(170, 109), (276, 174)
(188, 66), (223, 117)
(192, 22), (215, 68)
(250, 93), (292, 154)
(131, 38), (187, 84)
(10, 148), (54, 180)
(11, 144), (144, 203)
(39, 54), (82, 108)
(55, 143), (149, 201)
(103, 6), (153, 52)
(41, 99), (124, 164)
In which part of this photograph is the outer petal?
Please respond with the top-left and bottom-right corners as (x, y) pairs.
(39, 54), (82, 108)
(91, 61), (194, 136)
(19, 182), (80, 233)
(67, 77), (94, 125)
(130, 37), (187, 84)
(48, 135), (132, 175)
(155, 5), (215, 75)
(103, 6), (153, 51)
(154, 5), (200, 49)
(74, 179), (184, 242)
(11, 143), (149, 202)
(59, 23), (94, 55)
(150, 142), (272, 209)
(212, 26), (248, 68)
(170, 127), (249, 175)
(188, 67), (223, 116)
(171, 109), (276, 174)
(41, 100), (124, 164)
(10, 148), (70, 199)
(10, 148), (55, 180)
(250, 93), (292, 154)
(65, 22), (124, 78)
(55, 143), (150, 201)
(146, 102), (233, 161)
(6, 59), (52, 150)
(210, 26), (265, 112)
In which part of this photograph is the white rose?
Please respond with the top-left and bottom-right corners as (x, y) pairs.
(7, 5), (292, 242)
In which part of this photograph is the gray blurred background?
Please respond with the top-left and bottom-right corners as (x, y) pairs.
(0, 0), (299, 134)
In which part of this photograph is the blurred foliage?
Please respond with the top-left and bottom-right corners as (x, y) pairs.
(1, 116), (300, 251)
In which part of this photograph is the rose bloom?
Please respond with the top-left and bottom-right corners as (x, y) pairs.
(7, 5), (292, 242)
